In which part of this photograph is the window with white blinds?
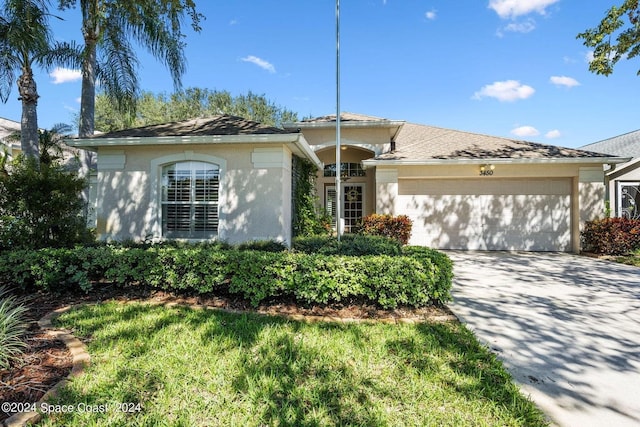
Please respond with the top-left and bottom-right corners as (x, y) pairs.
(162, 161), (220, 238)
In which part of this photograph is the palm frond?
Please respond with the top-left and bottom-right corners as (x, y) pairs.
(96, 22), (139, 116)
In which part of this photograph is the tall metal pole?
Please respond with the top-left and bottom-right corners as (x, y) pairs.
(335, 0), (342, 240)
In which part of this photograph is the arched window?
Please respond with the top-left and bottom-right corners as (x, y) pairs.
(162, 161), (219, 238)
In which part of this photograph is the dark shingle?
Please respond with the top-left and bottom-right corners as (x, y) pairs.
(91, 115), (293, 138)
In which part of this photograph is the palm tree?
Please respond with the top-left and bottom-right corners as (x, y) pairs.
(0, 0), (80, 162)
(57, 0), (203, 139)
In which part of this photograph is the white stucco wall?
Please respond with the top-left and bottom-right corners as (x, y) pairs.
(93, 144), (294, 245)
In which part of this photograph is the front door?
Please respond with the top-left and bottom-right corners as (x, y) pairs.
(619, 182), (640, 219)
(325, 184), (364, 233)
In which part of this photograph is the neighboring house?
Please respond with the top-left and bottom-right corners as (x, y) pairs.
(581, 130), (640, 219)
(0, 117), (21, 156)
(69, 113), (627, 251)
(0, 117), (87, 169)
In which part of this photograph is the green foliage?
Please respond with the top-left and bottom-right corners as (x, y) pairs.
(235, 240), (287, 252)
(94, 88), (299, 132)
(577, 0), (640, 76)
(0, 286), (29, 369)
(293, 234), (402, 256)
(0, 243), (453, 308)
(357, 214), (413, 245)
(0, 154), (92, 250)
(581, 217), (640, 255)
(292, 157), (331, 237)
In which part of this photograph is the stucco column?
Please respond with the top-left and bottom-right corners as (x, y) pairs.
(571, 176), (580, 253)
(375, 168), (398, 215)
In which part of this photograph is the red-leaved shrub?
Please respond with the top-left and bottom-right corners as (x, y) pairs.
(358, 214), (413, 245)
(581, 217), (640, 255)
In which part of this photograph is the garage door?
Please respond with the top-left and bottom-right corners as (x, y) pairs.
(398, 178), (571, 251)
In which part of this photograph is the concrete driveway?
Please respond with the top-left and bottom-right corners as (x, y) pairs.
(447, 251), (640, 427)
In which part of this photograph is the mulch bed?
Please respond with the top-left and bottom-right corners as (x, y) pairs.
(0, 285), (455, 423)
(0, 324), (73, 423)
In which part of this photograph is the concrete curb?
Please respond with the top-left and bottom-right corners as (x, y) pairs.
(2, 307), (90, 427)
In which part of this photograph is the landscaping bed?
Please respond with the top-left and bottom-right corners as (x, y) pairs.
(0, 324), (72, 424)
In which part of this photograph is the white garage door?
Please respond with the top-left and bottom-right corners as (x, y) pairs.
(398, 178), (572, 251)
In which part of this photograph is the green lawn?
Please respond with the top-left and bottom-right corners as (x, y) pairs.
(40, 302), (548, 426)
(613, 250), (640, 267)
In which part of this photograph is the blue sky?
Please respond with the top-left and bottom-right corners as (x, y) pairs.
(2, 0), (639, 148)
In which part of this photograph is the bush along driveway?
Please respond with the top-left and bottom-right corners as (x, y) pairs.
(448, 251), (640, 427)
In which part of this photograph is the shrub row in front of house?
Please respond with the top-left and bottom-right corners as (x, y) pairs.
(0, 242), (452, 308)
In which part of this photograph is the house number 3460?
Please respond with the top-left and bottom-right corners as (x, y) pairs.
(479, 170), (494, 176)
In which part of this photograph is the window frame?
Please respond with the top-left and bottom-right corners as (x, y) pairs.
(161, 161), (220, 239)
(150, 153), (227, 241)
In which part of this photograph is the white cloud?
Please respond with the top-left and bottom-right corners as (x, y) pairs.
(585, 50), (595, 63)
(550, 75), (580, 88)
(489, 0), (560, 19)
(229, 19), (238, 26)
(49, 67), (82, 84)
(241, 55), (276, 73)
(545, 129), (561, 138)
(511, 125), (540, 137)
(503, 19), (536, 33)
(75, 97), (81, 104)
(425, 10), (437, 20)
(472, 80), (535, 102)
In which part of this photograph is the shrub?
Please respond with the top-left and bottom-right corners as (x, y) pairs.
(235, 240), (287, 252)
(0, 244), (453, 308)
(0, 155), (92, 250)
(0, 286), (29, 369)
(358, 214), (413, 245)
(581, 217), (640, 255)
(293, 234), (402, 256)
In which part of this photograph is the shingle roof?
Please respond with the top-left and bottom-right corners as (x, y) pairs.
(377, 122), (612, 161)
(0, 117), (20, 141)
(300, 113), (389, 123)
(91, 115), (294, 138)
(580, 129), (640, 158)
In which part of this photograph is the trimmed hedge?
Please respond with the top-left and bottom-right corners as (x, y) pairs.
(0, 243), (452, 308)
(293, 234), (402, 256)
(581, 217), (640, 255)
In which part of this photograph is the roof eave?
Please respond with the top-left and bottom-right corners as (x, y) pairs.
(289, 135), (323, 169)
(66, 133), (301, 148)
(65, 133), (323, 169)
(283, 120), (405, 131)
(362, 156), (632, 167)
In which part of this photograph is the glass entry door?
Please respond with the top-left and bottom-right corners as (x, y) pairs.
(619, 182), (640, 219)
(325, 184), (364, 233)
